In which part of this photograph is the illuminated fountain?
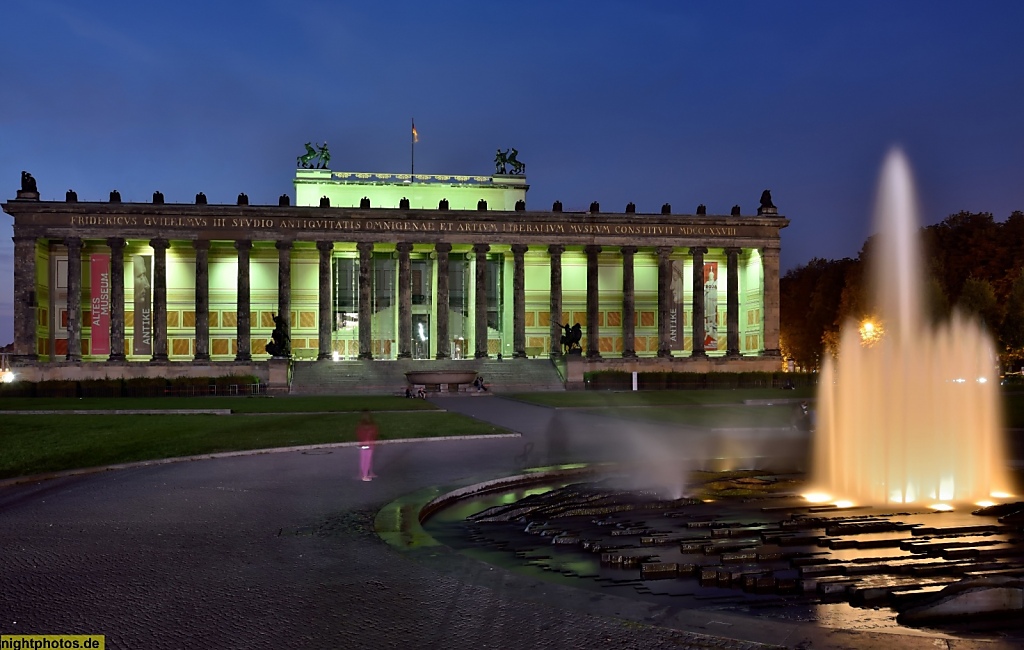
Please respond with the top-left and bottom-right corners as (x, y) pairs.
(811, 149), (1014, 506)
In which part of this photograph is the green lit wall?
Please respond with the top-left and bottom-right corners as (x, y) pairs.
(741, 248), (764, 354)
(295, 170), (528, 211)
(61, 242), (766, 361)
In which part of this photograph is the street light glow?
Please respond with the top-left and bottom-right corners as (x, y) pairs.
(859, 319), (883, 346)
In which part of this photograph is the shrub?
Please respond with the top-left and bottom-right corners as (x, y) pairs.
(36, 380), (78, 398)
(79, 378), (124, 398)
(582, 370), (818, 391)
(0, 381), (35, 397)
(584, 371), (630, 390)
(124, 377), (169, 397)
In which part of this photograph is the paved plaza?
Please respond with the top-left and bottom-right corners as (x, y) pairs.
(0, 397), (1019, 649)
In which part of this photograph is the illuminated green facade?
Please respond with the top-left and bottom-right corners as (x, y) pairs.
(4, 169), (787, 375)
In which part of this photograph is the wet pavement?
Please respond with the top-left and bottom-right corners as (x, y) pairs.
(0, 396), (1019, 649)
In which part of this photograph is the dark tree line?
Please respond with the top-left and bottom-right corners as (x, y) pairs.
(781, 211), (1024, 371)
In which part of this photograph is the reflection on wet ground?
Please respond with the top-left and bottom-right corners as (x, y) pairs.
(423, 471), (1024, 640)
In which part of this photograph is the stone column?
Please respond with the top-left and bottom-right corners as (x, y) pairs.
(357, 242), (374, 360)
(548, 244), (564, 357)
(65, 237), (83, 361)
(234, 240), (252, 361)
(726, 247), (741, 358)
(150, 238), (169, 362)
(317, 241), (334, 360)
(512, 244), (528, 358)
(762, 245), (782, 356)
(473, 243), (490, 358)
(107, 237), (126, 362)
(276, 239), (292, 337)
(690, 246), (708, 358)
(435, 243), (451, 359)
(396, 242), (413, 359)
(12, 235), (37, 361)
(585, 244), (602, 358)
(621, 246), (637, 358)
(192, 241), (210, 361)
(656, 246), (672, 358)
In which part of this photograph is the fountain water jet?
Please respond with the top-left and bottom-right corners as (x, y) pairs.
(812, 149), (1014, 505)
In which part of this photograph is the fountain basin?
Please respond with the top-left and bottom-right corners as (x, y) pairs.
(405, 370), (479, 392)
(410, 466), (1024, 639)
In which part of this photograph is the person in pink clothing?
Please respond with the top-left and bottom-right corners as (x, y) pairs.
(356, 410), (379, 481)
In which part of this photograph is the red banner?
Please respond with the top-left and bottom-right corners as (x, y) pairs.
(90, 254), (111, 355)
(703, 262), (719, 350)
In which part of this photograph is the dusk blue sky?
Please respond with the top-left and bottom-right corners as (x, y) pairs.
(3, 1), (1023, 345)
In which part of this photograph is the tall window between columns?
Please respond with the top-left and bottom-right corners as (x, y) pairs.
(372, 254), (396, 359)
(49, 244), (69, 360)
(333, 257), (358, 359)
(164, 243), (188, 360)
(410, 255), (432, 359)
(740, 248), (765, 354)
(448, 254), (470, 359)
(632, 250), (660, 358)
(486, 255), (504, 357)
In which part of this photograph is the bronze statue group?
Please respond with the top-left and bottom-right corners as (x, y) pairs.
(559, 322), (582, 354)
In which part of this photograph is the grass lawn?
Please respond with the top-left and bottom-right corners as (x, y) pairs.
(0, 395), (436, 413)
(0, 410), (509, 480)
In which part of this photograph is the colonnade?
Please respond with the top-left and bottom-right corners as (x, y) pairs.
(11, 236), (782, 362)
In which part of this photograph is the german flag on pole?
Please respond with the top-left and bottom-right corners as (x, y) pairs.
(412, 119), (419, 143)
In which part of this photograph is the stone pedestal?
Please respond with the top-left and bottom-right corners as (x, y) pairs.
(564, 352), (585, 390)
(267, 358), (290, 395)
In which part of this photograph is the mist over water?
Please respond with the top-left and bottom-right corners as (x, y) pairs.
(553, 409), (805, 501)
(813, 149), (1014, 505)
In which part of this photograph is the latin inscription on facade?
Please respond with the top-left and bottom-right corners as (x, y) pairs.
(63, 214), (748, 239)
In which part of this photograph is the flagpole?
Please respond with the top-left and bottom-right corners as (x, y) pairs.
(411, 118), (415, 179)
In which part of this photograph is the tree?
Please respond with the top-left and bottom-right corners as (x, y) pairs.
(957, 276), (1000, 335)
(781, 261), (825, 370)
(1000, 268), (1024, 352)
(780, 257), (854, 370)
(995, 212), (1024, 299)
(781, 208), (1024, 368)
(924, 275), (950, 326)
(926, 212), (1000, 304)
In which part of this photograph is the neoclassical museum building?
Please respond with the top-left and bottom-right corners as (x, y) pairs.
(3, 161), (788, 388)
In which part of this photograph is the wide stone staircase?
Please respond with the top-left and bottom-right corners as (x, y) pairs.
(289, 357), (565, 395)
